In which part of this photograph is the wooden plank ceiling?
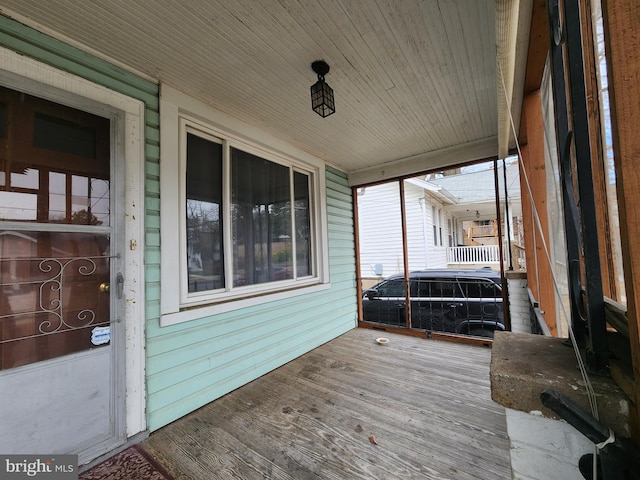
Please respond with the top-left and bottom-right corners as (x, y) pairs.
(0, 0), (500, 183)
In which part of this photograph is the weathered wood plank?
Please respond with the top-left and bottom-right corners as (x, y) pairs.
(602, 0), (640, 442)
(142, 329), (511, 479)
(520, 91), (557, 336)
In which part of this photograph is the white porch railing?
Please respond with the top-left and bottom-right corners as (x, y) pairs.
(447, 245), (501, 264)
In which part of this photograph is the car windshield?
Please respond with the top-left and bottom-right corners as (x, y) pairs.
(374, 278), (405, 297)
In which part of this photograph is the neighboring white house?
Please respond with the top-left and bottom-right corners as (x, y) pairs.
(357, 178), (458, 281)
(357, 161), (522, 284)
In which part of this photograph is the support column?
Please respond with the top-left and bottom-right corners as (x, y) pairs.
(601, 0), (640, 444)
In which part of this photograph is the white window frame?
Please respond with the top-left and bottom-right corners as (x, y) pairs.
(432, 203), (444, 247)
(432, 205), (438, 246)
(438, 208), (443, 246)
(160, 84), (330, 326)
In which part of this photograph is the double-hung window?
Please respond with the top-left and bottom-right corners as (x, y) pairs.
(160, 85), (328, 325)
(182, 122), (317, 305)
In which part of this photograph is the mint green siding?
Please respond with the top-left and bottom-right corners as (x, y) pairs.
(145, 166), (357, 430)
(1, 16), (358, 432)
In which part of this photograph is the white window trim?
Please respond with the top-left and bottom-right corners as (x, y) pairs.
(178, 119), (320, 307)
(160, 84), (330, 327)
(0, 46), (147, 437)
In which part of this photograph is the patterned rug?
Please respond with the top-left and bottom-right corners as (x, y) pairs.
(79, 445), (173, 480)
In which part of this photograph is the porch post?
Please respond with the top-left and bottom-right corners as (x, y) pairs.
(562, 0), (608, 374)
(601, 0), (640, 444)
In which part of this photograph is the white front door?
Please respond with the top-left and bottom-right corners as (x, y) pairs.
(0, 85), (126, 463)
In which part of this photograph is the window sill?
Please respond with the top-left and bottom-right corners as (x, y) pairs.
(160, 281), (331, 327)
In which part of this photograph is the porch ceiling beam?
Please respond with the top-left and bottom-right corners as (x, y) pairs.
(347, 135), (497, 187)
(496, 0), (533, 158)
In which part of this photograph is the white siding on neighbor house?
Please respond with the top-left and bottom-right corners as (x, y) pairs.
(357, 183), (404, 278)
(425, 195), (448, 269)
(357, 182), (451, 279)
(404, 183), (429, 272)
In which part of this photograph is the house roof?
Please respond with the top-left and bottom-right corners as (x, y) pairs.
(0, 1), (531, 185)
(428, 161), (522, 220)
(428, 161), (521, 203)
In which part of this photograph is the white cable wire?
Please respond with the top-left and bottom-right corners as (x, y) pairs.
(498, 62), (600, 420)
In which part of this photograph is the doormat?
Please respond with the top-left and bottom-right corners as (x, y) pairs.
(79, 445), (173, 480)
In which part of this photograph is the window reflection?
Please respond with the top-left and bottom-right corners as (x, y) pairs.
(294, 171), (312, 277)
(0, 85), (112, 370)
(10, 169), (39, 189)
(232, 148), (292, 286)
(89, 179), (110, 225)
(0, 87), (110, 225)
(44, 172), (108, 224)
(0, 230), (110, 370)
(185, 132), (224, 292)
(182, 125), (316, 299)
(49, 172), (66, 222)
(34, 113), (97, 158)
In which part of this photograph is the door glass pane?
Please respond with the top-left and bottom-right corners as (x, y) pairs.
(0, 86), (110, 224)
(47, 171), (110, 225)
(185, 132), (224, 293)
(0, 231), (111, 370)
(10, 169), (39, 189)
(231, 148), (291, 286)
(0, 191), (37, 221)
(34, 113), (97, 158)
(0, 102), (6, 138)
(49, 171), (67, 222)
(89, 178), (110, 225)
(0, 85), (112, 369)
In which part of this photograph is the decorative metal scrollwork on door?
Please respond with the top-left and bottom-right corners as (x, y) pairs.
(0, 255), (111, 336)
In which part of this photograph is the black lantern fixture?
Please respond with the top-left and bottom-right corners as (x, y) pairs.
(310, 60), (335, 118)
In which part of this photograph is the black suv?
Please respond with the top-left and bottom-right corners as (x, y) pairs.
(362, 268), (504, 338)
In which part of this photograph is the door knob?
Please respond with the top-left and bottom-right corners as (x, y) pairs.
(99, 282), (110, 293)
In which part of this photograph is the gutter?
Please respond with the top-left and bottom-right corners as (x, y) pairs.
(496, 0), (533, 158)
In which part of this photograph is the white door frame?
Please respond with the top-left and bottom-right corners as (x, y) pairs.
(0, 47), (147, 440)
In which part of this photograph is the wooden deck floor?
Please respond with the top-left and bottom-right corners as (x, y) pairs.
(141, 328), (512, 479)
